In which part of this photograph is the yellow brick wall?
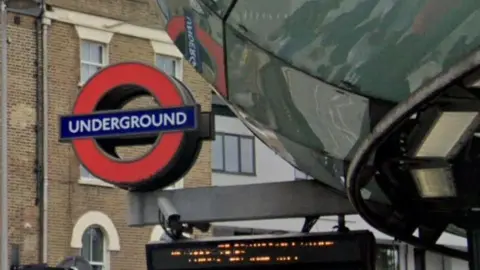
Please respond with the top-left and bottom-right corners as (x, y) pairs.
(5, 13), (40, 264)
(5, 3), (212, 268)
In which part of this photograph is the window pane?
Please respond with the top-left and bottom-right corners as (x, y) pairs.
(240, 137), (254, 173)
(156, 57), (163, 69)
(156, 55), (176, 77)
(88, 65), (101, 78)
(91, 227), (104, 262)
(89, 43), (103, 64)
(80, 39), (104, 83)
(81, 64), (101, 83)
(81, 42), (90, 61)
(81, 229), (91, 260)
(212, 134), (224, 170)
(224, 135), (239, 172)
(81, 63), (89, 83)
(170, 60), (176, 76)
(91, 265), (103, 270)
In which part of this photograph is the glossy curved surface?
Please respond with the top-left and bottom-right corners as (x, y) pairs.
(155, 0), (480, 204)
(227, 0), (480, 102)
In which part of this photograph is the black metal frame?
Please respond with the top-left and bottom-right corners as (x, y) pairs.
(414, 248), (426, 270)
(469, 230), (480, 270)
(212, 103), (236, 117)
(346, 41), (480, 261)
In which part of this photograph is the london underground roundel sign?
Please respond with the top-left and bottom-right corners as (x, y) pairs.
(59, 62), (212, 191)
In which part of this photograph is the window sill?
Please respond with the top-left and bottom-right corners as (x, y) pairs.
(78, 177), (115, 188)
(165, 178), (184, 190)
(212, 170), (256, 177)
(78, 177), (184, 189)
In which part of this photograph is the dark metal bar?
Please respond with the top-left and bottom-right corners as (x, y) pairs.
(468, 229), (480, 270)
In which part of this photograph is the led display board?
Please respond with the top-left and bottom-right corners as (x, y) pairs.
(146, 230), (375, 270)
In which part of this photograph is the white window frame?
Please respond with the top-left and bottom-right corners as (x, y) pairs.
(212, 132), (256, 175)
(71, 211), (121, 251)
(79, 166), (114, 188)
(154, 53), (183, 80)
(81, 226), (109, 270)
(75, 26), (112, 187)
(151, 45), (183, 189)
(79, 39), (109, 86)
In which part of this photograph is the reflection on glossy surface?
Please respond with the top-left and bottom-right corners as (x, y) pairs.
(155, 0), (396, 196)
(228, 0), (480, 102)
(200, 0), (235, 18)
(155, 0), (480, 209)
(225, 29), (374, 190)
(160, 0), (227, 96)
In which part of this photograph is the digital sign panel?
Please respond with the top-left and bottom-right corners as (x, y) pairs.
(146, 230), (375, 270)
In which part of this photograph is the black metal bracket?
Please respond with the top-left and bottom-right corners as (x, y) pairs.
(199, 111), (215, 140)
(157, 196), (211, 240)
(333, 215), (350, 233)
(301, 216), (319, 233)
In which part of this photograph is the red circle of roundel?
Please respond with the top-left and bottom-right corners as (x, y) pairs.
(166, 16), (227, 97)
(72, 62), (185, 185)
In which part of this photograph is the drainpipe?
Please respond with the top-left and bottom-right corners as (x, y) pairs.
(35, 0), (49, 263)
(41, 11), (50, 264)
(34, 5), (43, 263)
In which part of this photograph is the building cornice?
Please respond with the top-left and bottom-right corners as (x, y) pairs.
(45, 7), (183, 58)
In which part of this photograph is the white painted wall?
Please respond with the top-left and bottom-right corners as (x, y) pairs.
(213, 114), (469, 269)
(213, 115), (295, 186)
(425, 250), (469, 270)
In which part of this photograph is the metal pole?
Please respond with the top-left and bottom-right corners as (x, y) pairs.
(0, 0), (7, 269)
(468, 229), (480, 270)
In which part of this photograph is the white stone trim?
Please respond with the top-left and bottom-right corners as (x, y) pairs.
(71, 211), (121, 251)
(75, 25), (113, 44)
(78, 177), (115, 188)
(165, 178), (184, 190)
(175, 58), (184, 81)
(149, 225), (165, 243)
(151, 40), (184, 59)
(175, 178), (185, 189)
(46, 7), (181, 58)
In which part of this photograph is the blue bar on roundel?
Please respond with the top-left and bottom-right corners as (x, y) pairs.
(59, 106), (198, 141)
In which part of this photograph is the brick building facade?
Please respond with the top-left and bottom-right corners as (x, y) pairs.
(5, 0), (212, 269)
